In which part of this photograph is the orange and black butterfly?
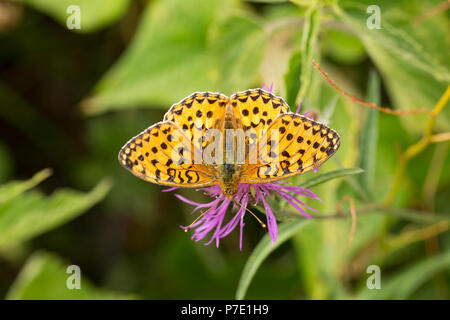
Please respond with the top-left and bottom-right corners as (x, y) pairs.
(118, 89), (340, 197)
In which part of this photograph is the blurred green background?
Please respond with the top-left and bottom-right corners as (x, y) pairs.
(0, 0), (449, 299)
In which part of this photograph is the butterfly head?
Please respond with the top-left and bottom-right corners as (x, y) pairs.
(219, 182), (239, 199)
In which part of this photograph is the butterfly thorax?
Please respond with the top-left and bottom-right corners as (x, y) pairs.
(212, 104), (245, 198)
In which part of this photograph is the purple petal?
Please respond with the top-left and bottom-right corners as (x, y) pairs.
(256, 189), (277, 246)
(162, 187), (179, 192)
(296, 101), (302, 114)
(172, 178), (321, 249)
(174, 194), (205, 207)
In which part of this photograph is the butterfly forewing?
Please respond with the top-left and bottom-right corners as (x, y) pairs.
(241, 113), (340, 182)
(230, 89), (290, 136)
(118, 122), (216, 187)
(164, 92), (229, 149)
(229, 89), (292, 165)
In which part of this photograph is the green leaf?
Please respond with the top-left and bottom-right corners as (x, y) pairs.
(245, 0), (289, 2)
(299, 168), (364, 189)
(7, 251), (135, 299)
(21, 0), (130, 33)
(235, 219), (313, 300)
(322, 28), (366, 65)
(292, 219), (337, 299)
(83, 0), (267, 115)
(320, 94), (339, 124)
(357, 71), (379, 198)
(0, 168), (52, 204)
(209, 15), (267, 93)
(364, 40), (449, 131)
(357, 251), (450, 299)
(333, 1), (450, 131)
(0, 176), (112, 249)
(284, 50), (302, 109)
(334, 2), (450, 83)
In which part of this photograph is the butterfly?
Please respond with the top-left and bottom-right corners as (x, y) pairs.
(118, 89), (340, 198)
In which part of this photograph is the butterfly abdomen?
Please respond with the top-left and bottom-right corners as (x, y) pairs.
(217, 163), (242, 198)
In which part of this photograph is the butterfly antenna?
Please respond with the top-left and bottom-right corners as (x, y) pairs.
(234, 201), (266, 228)
(185, 207), (213, 232)
(295, 101), (302, 114)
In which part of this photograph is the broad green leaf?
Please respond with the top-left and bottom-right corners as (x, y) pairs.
(245, 0), (289, 2)
(21, 0), (130, 33)
(357, 71), (379, 198)
(0, 177), (112, 249)
(292, 167), (364, 299)
(333, 1), (450, 131)
(82, 0), (267, 115)
(235, 219), (313, 300)
(357, 251), (450, 299)
(320, 94), (339, 124)
(322, 28), (366, 65)
(334, 2), (450, 83)
(83, 0), (228, 114)
(284, 50), (302, 108)
(7, 251), (135, 299)
(292, 219), (331, 299)
(209, 15), (267, 93)
(299, 168), (364, 189)
(364, 41), (449, 131)
(0, 168), (52, 204)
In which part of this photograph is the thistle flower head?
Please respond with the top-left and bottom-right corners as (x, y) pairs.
(168, 182), (320, 250)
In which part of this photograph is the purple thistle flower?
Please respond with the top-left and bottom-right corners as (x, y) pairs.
(296, 101), (302, 114)
(168, 182), (320, 250)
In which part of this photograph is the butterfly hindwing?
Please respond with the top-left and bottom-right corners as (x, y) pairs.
(118, 122), (216, 187)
